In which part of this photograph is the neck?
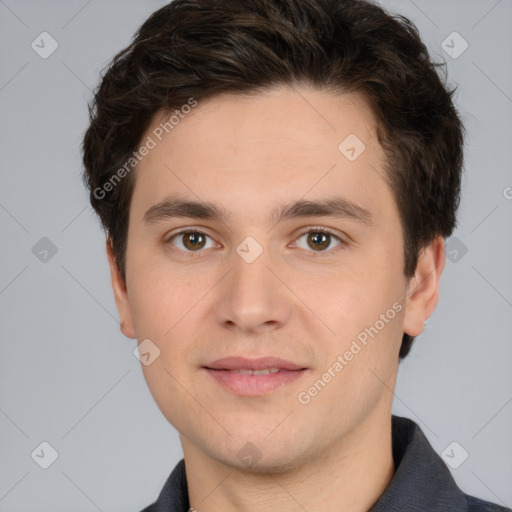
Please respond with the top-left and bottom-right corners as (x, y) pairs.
(183, 408), (395, 512)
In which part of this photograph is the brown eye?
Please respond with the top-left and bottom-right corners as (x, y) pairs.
(295, 229), (343, 253)
(307, 232), (331, 251)
(168, 231), (215, 252)
(182, 232), (206, 250)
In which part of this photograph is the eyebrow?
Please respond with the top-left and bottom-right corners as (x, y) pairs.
(143, 195), (373, 226)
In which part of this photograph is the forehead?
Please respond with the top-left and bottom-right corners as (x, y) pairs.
(130, 85), (394, 223)
(149, 86), (379, 161)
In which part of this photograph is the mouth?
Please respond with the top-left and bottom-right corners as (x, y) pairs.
(203, 356), (308, 396)
(214, 368), (281, 375)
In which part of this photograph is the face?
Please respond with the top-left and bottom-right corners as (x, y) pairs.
(108, 85), (439, 472)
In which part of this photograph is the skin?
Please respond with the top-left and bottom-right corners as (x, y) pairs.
(107, 85), (445, 512)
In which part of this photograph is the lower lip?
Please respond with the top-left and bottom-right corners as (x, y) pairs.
(204, 368), (307, 396)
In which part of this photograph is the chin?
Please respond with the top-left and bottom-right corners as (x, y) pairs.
(206, 435), (313, 476)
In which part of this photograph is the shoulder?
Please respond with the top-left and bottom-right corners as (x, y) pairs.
(388, 416), (511, 512)
(466, 495), (512, 512)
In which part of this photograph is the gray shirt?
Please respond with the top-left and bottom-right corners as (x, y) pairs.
(141, 415), (511, 511)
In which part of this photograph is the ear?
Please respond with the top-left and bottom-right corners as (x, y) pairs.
(402, 235), (446, 337)
(106, 238), (137, 339)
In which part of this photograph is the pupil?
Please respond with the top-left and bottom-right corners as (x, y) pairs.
(185, 232), (205, 250)
(309, 232), (329, 250)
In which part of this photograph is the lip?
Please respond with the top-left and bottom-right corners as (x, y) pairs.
(203, 356), (308, 396)
(205, 356), (306, 371)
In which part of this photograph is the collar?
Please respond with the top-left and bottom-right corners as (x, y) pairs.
(142, 415), (500, 512)
(369, 415), (468, 511)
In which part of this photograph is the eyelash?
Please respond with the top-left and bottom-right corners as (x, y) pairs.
(164, 227), (346, 258)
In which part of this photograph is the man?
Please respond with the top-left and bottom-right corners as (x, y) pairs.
(81, 0), (510, 510)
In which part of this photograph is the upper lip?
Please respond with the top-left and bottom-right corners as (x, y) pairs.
(204, 356), (306, 371)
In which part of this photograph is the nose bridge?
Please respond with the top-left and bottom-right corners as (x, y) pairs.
(217, 235), (291, 332)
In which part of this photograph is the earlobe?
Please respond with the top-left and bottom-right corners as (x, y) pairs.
(105, 238), (137, 339)
(402, 236), (446, 337)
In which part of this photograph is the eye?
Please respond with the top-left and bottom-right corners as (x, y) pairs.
(165, 227), (346, 257)
(166, 230), (218, 253)
(293, 228), (344, 254)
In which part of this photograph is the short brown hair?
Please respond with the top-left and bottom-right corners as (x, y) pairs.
(82, 0), (465, 358)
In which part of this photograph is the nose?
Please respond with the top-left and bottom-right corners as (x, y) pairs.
(214, 237), (293, 335)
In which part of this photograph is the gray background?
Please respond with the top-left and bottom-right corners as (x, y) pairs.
(1, 0), (511, 510)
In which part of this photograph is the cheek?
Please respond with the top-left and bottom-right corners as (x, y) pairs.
(125, 239), (206, 338)
(312, 267), (406, 397)
(303, 273), (404, 406)
(124, 270), (170, 346)
(303, 266), (401, 341)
